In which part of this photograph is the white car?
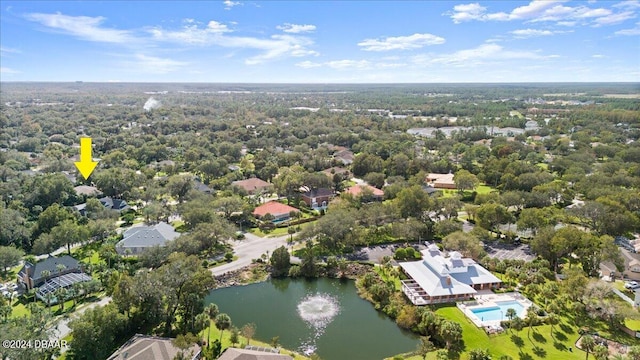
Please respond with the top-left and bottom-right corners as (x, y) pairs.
(624, 281), (639, 289)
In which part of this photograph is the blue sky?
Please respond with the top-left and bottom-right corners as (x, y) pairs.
(1, 1), (639, 82)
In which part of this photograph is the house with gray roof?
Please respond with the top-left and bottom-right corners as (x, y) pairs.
(18, 255), (83, 291)
(116, 222), (180, 255)
(399, 244), (501, 305)
(107, 334), (201, 360)
(218, 348), (292, 360)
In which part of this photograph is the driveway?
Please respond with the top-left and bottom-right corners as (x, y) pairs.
(52, 296), (112, 353)
(210, 232), (291, 276)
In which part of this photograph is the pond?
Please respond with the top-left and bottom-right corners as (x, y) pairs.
(205, 277), (418, 360)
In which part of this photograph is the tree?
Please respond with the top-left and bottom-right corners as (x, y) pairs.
(454, 169), (479, 193)
(194, 313), (209, 344)
(67, 304), (129, 360)
(506, 308), (517, 322)
(469, 348), (491, 360)
(547, 312), (559, 339)
(442, 231), (485, 260)
(214, 313), (232, 341)
(273, 165), (305, 205)
(593, 344), (609, 360)
(167, 175), (194, 203)
(439, 320), (462, 350)
(524, 306), (538, 339)
(229, 326), (240, 347)
(204, 303), (219, 347)
(395, 185), (431, 219)
(0, 246), (23, 276)
(476, 203), (513, 232)
(415, 336), (434, 359)
(300, 241), (317, 278)
(49, 219), (89, 255)
(213, 196), (244, 220)
(270, 246), (291, 277)
(581, 335), (596, 360)
(241, 322), (256, 345)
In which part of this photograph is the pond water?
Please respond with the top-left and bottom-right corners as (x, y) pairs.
(205, 278), (418, 360)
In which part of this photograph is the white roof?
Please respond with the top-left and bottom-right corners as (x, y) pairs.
(399, 244), (501, 297)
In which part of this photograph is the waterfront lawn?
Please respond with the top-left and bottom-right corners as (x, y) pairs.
(203, 322), (310, 360)
(398, 305), (585, 360)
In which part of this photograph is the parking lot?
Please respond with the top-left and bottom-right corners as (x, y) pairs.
(484, 243), (535, 262)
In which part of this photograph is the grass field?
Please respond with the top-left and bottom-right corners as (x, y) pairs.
(397, 305), (585, 360)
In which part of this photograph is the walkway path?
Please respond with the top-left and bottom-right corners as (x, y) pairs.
(52, 296), (112, 354)
(612, 288), (634, 306)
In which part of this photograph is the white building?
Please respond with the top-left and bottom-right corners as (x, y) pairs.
(399, 244), (502, 305)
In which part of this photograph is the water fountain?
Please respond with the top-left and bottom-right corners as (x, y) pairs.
(297, 293), (340, 355)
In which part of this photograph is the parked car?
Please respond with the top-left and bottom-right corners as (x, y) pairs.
(624, 281), (639, 289)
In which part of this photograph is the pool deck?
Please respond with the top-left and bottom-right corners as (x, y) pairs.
(457, 292), (534, 328)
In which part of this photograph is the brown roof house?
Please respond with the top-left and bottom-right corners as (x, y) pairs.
(333, 149), (355, 165)
(344, 184), (384, 201)
(107, 334), (201, 360)
(301, 188), (335, 210)
(232, 178), (272, 195)
(253, 201), (299, 222)
(426, 173), (456, 189)
(218, 348), (292, 360)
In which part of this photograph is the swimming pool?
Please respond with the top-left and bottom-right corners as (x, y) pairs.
(470, 300), (526, 322)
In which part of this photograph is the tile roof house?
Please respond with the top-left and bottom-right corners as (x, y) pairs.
(399, 244), (501, 305)
(343, 184), (384, 201)
(218, 348), (292, 360)
(107, 334), (201, 360)
(116, 222), (180, 255)
(321, 166), (350, 179)
(73, 185), (102, 197)
(18, 255), (83, 291)
(232, 178), (272, 195)
(425, 173), (456, 189)
(300, 188), (335, 209)
(333, 149), (355, 165)
(74, 196), (130, 216)
(253, 201), (299, 222)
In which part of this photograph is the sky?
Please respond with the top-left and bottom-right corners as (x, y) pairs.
(1, 0), (639, 83)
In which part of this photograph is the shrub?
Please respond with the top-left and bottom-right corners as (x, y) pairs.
(288, 265), (301, 278)
(224, 252), (233, 261)
(394, 248), (407, 260)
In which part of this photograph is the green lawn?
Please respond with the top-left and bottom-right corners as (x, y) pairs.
(202, 321), (310, 359)
(412, 305), (586, 360)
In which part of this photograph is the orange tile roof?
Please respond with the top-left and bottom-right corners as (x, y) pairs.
(344, 184), (384, 197)
(252, 201), (299, 217)
(232, 178), (271, 193)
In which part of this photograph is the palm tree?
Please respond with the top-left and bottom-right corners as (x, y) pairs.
(204, 303), (219, 347)
(44, 292), (55, 313)
(416, 336), (434, 360)
(524, 306), (538, 339)
(214, 313), (231, 341)
(581, 335), (596, 360)
(593, 344), (609, 360)
(506, 308), (517, 321)
(194, 313), (209, 344)
(547, 313), (559, 340)
(439, 320), (462, 351)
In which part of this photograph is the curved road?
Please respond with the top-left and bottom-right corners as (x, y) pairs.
(210, 232), (292, 276)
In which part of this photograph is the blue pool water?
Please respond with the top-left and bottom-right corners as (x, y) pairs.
(471, 300), (526, 322)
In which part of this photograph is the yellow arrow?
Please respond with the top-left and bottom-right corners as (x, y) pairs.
(74, 137), (99, 180)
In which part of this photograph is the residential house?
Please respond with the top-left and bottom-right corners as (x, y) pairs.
(75, 196), (130, 216)
(232, 178), (272, 195)
(218, 348), (292, 360)
(425, 173), (456, 189)
(301, 188), (334, 209)
(115, 222), (180, 255)
(73, 185), (102, 197)
(333, 149), (355, 165)
(107, 334), (201, 360)
(18, 255), (92, 302)
(18, 255), (84, 291)
(321, 166), (350, 179)
(399, 244), (501, 305)
(194, 179), (214, 194)
(253, 201), (300, 222)
(343, 184), (384, 201)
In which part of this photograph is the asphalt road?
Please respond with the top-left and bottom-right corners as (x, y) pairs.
(210, 232), (291, 276)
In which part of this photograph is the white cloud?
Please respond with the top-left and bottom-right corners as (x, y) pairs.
(276, 23), (316, 33)
(223, 0), (242, 10)
(592, 54), (607, 58)
(592, 11), (636, 26)
(149, 23), (318, 64)
(511, 28), (554, 38)
(615, 21), (640, 34)
(0, 67), (20, 74)
(357, 33), (445, 51)
(447, 1), (637, 27)
(124, 54), (188, 74)
(413, 43), (554, 66)
(614, 0), (640, 9)
(0, 46), (21, 55)
(25, 13), (133, 43)
(295, 59), (371, 70)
